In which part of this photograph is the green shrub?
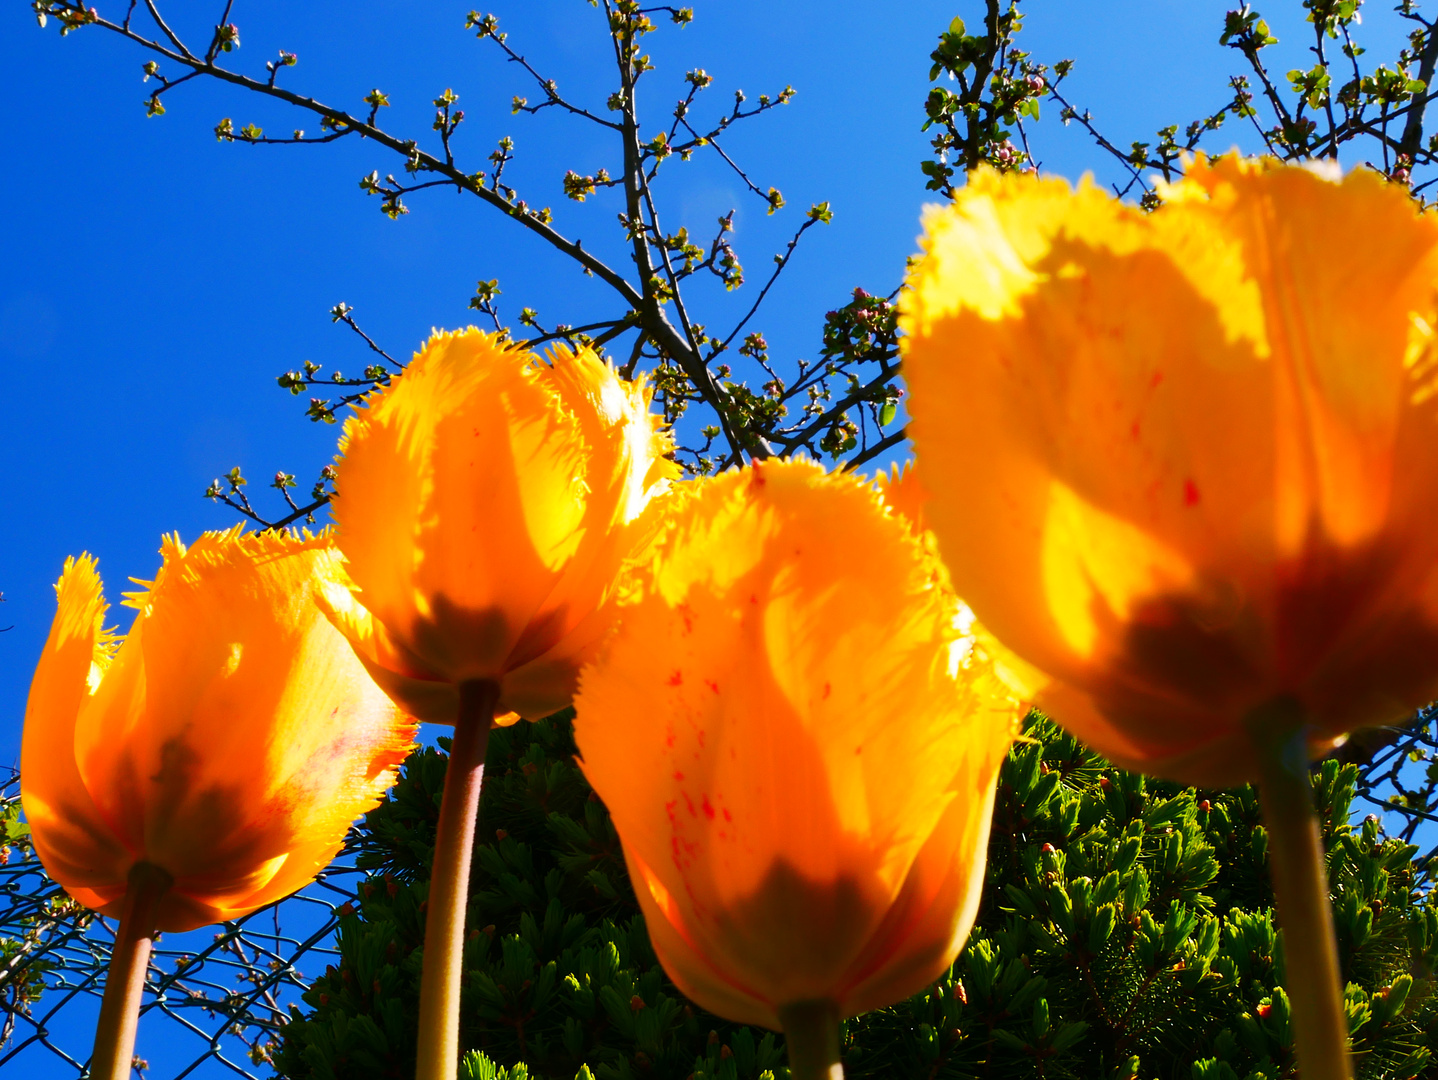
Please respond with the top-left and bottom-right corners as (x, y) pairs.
(275, 712), (1437, 1080)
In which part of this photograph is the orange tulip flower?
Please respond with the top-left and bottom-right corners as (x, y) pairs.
(898, 155), (1438, 1080)
(323, 328), (675, 1080)
(574, 459), (1018, 1080)
(324, 328), (676, 726)
(22, 528), (413, 1080)
(902, 156), (1438, 786)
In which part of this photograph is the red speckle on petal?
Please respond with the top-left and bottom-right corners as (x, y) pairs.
(702, 796), (716, 820)
(821, 682), (831, 700)
(673, 771), (685, 782)
(1130, 421), (1141, 440)
(722, 808), (732, 822)
(1150, 371), (1164, 389)
(1183, 478), (1201, 507)
(667, 670), (683, 687)
(705, 679), (720, 694)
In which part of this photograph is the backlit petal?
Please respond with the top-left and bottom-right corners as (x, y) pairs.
(575, 459), (1016, 1023)
(903, 157), (1438, 783)
(21, 556), (131, 894)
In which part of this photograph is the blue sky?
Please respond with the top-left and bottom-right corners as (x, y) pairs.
(10, 0), (1416, 767)
(1, 2), (1431, 1075)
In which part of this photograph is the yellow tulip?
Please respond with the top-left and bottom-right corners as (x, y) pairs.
(22, 528), (413, 1080)
(324, 328), (677, 725)
(902, 156), (1438, 787)
(324, 327), (676, 1080)
(574, 459), (1017, 1078)
(898, 155), (1433, 1080)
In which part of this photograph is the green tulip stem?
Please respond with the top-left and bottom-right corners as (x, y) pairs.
(91, 861), (172, 1080)
(1248, 699), (1352, 1080)
(415, 678), (501, 1080)
(779, 1000), (844, 1080)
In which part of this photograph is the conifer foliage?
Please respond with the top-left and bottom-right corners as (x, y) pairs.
(275, 714), (1437, 1080)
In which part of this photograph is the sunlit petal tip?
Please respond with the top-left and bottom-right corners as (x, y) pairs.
(334, 326), (522, 451)
(539, 340), (682, 499)
(873, 461), (930, 537)
(49, 553), (116, 659)
(119, 536), (193, 613)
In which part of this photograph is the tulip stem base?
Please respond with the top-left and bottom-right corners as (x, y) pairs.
(91, 862), (172, 1080)
(779, 1000), (844, 1080)
(415, 679), (501, 1080)
(1247, 699), (1351, 1080)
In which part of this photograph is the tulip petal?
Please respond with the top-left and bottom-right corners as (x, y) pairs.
(839, 764), (999, 1016)
(315, 570), (459, 724)
(21, 556), (132, 896)
(624, 845), (779, 1030)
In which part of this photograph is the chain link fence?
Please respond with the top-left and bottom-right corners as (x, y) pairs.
(2, 722), (1436, 1080)
(1350, 708), (1438, 871)
(0, 768), (366, 1078)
